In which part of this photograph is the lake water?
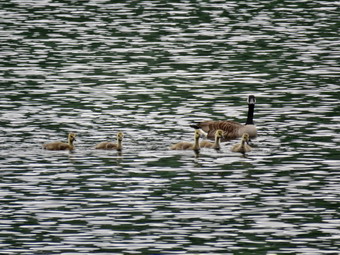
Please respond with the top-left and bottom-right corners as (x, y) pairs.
(1, 0), (339, 254)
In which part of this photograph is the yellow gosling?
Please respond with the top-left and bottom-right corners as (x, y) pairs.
(170, 129), (200, 151)
(231, 133), (252, 153)
(43, 132), (76, 151)
(200, 129), (223, 150)
(95, 132), (124, 150)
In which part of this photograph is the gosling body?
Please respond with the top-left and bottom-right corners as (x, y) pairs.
(43, 133), (76, 151)
(170, 129), (200, 151)
(200, 129), (223, 150)
(95, 132), (124, 150)
(231, 133), (252, 153)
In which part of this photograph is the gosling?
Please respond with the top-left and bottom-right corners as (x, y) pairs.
(170, 129), (200, 151)
(95, 132), (124, 150)
(43, 132), (76, 151)
(200, 129), (223, 150)
(231, 133), (252, 153)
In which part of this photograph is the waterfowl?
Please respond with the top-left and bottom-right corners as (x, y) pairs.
(200, 129), (223, 150)
(95, 132), (124, 150)
(231, 133), (252, 153)
(170, 129), (200, 151)
(190, 95), (257, 140)
(43, 132), (76, 151)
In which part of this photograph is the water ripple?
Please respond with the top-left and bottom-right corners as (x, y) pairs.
(1, 0), (339, 254)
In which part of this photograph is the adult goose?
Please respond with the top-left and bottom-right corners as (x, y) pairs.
(231, 133), (252, 153)
(190, 95), (257, 140)
(170, 129), (201, 151)
(43, 132), (76, 151)
(95, 132), (124, 150)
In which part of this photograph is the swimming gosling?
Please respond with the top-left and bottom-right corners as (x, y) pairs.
(200, 129), (223, 150)
(170, 129), (200, 151)
(95, 132), (124, 150)
(43, 132), (76, 151)
(231, 133), (252, 153)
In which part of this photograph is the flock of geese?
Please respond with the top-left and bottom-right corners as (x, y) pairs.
(43, 95), (257, 154)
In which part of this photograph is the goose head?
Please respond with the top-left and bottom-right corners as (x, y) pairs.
(247, 95), (256, 105)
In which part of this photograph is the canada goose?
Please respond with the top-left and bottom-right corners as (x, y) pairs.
(200, 129), (223, 150)
(190, 95), (257, 140)
(231, 133), (252, 153)
(170, 129), (200, 151)
(95, 132), (124, 150)
(43, 132), (76, 151)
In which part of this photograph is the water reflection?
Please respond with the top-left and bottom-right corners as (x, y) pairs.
(1, 0), (340, 254)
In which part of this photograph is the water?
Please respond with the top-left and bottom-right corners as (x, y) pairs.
(1, 0), (339, 254)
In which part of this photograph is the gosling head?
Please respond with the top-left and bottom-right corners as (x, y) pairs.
(194, 129), (201, 139)
(68, 132), (76, 142)
(117, 132), (124, 141)
(247, 95), (256, 105)
(242, 133), (250, 142)
(215, 129), (224, 138)
(193, 127), (208, 138)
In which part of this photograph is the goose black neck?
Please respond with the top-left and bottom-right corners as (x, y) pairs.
(245, 103), (255, 125)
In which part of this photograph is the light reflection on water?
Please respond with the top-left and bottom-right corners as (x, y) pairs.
(1, 0), (340, 254)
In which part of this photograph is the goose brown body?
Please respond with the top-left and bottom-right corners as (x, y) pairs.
(200, 129), (223, 150)
(191, 95), (257, 140)
(95, 132), (123, 150)
(170, 130), (200, 151)
(43, 133), (76, 151)
(231, 133), (252, 153)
